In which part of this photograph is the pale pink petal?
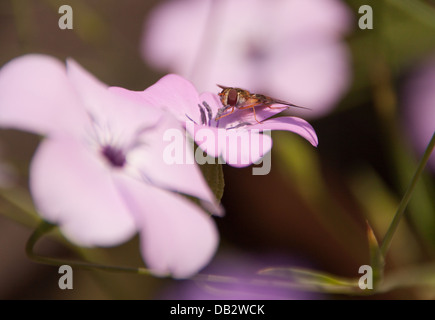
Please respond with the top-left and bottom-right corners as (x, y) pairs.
(192, 124), (272, 168)
(30, 137), (136, 247)
(244, 130), (273, 165)
(0, 54), (87, 136)
(113, 173), (219, 279)
(127, 116), (223, 216)
(268, 41), (351, 118)
(110, 74), (202, 123)
(110, 77), (223, 215)
(67, 59), (161, 141)
(221, 130), (272, 168)
(274, 0), (352, 39)
(142, 0), (210, 77)
(249, 117), (318, 147)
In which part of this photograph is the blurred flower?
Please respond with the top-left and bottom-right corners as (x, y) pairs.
(0, 54), (221, 278)
(402, 56), (435, 171)
(112, 74), (318, 168)
(142, 0), (353, 118)
(159, 252), (317, 300)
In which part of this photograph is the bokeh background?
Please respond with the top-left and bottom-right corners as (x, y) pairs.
(0, 0), (434, 299)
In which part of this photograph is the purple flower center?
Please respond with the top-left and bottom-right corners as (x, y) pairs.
(245, 41), (269, 63)
(101, 145), (126, 167)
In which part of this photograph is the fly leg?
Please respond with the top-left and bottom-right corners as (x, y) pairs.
(238, 105), (261, 123)
(215, 106), (235, 121)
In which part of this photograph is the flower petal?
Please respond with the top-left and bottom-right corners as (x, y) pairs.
(189, 124), (221, 158)
(191, 124), (272, 168)
(127, 115), (223, 216)
(221, 129), (272, 168)
(249, 117), (319, 147)
(268, 41), (351, 118)
(110, 74), (202, 123)
(30, 137), (137, 247)
(0, 54), (87, 136)
(67, 59), (162, 142)
(141, 0), (209, 78)
(113, 173), (219, 279)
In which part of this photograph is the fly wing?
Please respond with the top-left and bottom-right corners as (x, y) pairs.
(263, 95), (311, 110)
(217, 84), (229, 90)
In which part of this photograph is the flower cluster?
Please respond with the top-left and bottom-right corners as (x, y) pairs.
(0, 54), (317, 278)
(0, 55), (221, 278)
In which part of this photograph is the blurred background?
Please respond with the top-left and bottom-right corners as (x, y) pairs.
(0, 0), (434, 299)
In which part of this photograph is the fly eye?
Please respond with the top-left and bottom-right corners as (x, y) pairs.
(227, 89), (238, 106)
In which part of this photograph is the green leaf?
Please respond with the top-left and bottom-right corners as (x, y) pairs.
(366, 220), (384, 286)
(0, 187), (40, 228)
(380, 132), (435, 257)
(258, 266), (362, 295)
(199, 160), (225, 203)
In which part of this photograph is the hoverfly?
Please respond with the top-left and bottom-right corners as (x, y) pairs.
(215, 85), (309, 123)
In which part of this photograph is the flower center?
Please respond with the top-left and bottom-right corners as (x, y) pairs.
(245, 41), (269, 63)
(101, 145), (126, 168)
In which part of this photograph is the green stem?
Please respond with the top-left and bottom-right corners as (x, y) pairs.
(0, 189), (40, 228)
(380, 132), (435, 257)
(26, 220), (153, 276)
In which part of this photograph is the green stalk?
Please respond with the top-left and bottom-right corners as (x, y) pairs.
(26, 220), (153, 276)
(380, 132), (435, 257)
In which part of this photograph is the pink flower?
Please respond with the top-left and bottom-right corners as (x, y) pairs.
(0, 54), (222, 278)
(402, 56), (435, 171)
(112, 74), (318, 169)
(142, 0), (352, 118)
